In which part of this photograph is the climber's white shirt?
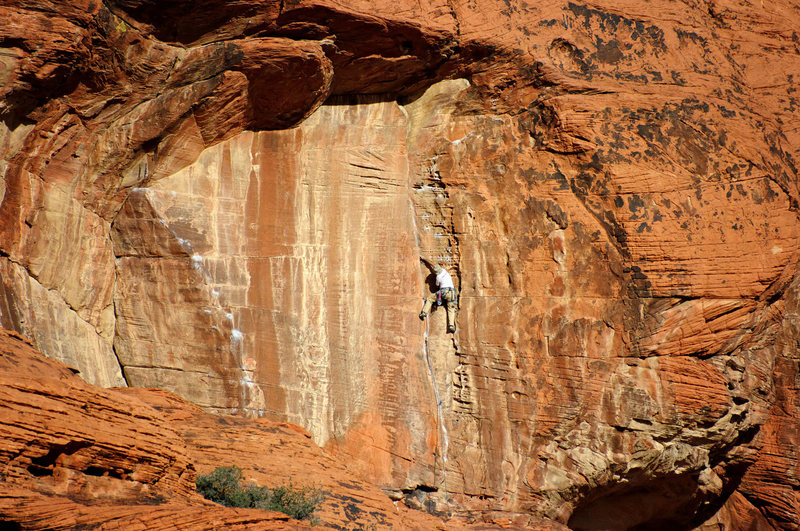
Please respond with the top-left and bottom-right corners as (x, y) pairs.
(435, 268), (454, 290)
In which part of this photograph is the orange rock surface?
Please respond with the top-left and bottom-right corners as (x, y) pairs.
(1, 326), (512, 529)
(0, 327), (305, 529)
(1, 0), (799, 528)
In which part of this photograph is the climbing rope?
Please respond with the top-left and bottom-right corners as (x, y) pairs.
(422, 313), (450, 505)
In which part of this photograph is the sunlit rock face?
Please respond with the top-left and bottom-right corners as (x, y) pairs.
(2, 0), (799, 527)
(111, 96), (438, 490)
(0, 327), (464, 530)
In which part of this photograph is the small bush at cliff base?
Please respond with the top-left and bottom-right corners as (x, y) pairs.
(255, 480), (325, 521)
(196, 466), (324, 522)
(195, 465), (248, 506)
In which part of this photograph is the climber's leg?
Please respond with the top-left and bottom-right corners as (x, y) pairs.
(419, 294), (436, 319)
(446, 301), (456, 333)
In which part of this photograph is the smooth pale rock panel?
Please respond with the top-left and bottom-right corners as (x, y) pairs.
(0, 259), (125, 388)
(113, 97), (438, 487)
(0, 3), (334, 396)
(248, 98), (425, 441)
(0, 118), (124, 388)
(267, 99), (437, 487)
(0, 110), (121, 378)
(113, 187), (257, 413)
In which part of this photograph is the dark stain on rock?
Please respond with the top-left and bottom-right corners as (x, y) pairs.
(545, 200), (569, 229)
(594, 39), (624, 64)
(567, 2), (667, 53)
(627, 194), (645, 214)
(627, 264), (651, 297)
(676, 28), (706, 46)
(550, 168), (571, 191)
(549, 37), (593, 75)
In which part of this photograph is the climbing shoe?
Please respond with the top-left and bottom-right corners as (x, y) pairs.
(447, 325), (456, 333)
(419, 312), (427, 320)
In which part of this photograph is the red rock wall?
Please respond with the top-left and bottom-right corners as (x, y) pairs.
(0, 328), (194, 505)
(1, 0), (799, 527)
(0, 327), (462, 530)
(110, 100), (441, 491)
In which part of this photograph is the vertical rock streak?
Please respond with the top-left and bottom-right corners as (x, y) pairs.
(410, 176), (451, 499)
(423, 315), (451, 500)
(407, 132), (453, 501)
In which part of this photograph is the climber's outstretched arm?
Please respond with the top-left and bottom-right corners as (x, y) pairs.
(419, 257), (435, 272)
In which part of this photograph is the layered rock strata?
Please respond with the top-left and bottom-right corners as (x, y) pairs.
(1, 0), (799, 528)
(0, 326), (491, 530)
(0, 327), (305, 529)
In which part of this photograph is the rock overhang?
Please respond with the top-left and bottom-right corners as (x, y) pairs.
(1, 0), (799, 528)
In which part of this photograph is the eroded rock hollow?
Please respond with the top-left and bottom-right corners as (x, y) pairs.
(1, 0), (799, 528)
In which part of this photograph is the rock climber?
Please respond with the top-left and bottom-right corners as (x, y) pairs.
(418, 259), (458, 333)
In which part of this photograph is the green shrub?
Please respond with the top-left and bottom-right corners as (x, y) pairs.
(255, 479), (325, 521)
(195, 465), (246, 507)
(196, 466), (324, 523)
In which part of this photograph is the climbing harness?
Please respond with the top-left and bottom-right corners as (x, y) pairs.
(436, 287), (458, 307)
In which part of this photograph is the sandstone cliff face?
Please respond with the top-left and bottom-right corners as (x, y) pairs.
(0, 327), (478, 530)
(0, 327), (301, 529)
(2, 0), (799, 528)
